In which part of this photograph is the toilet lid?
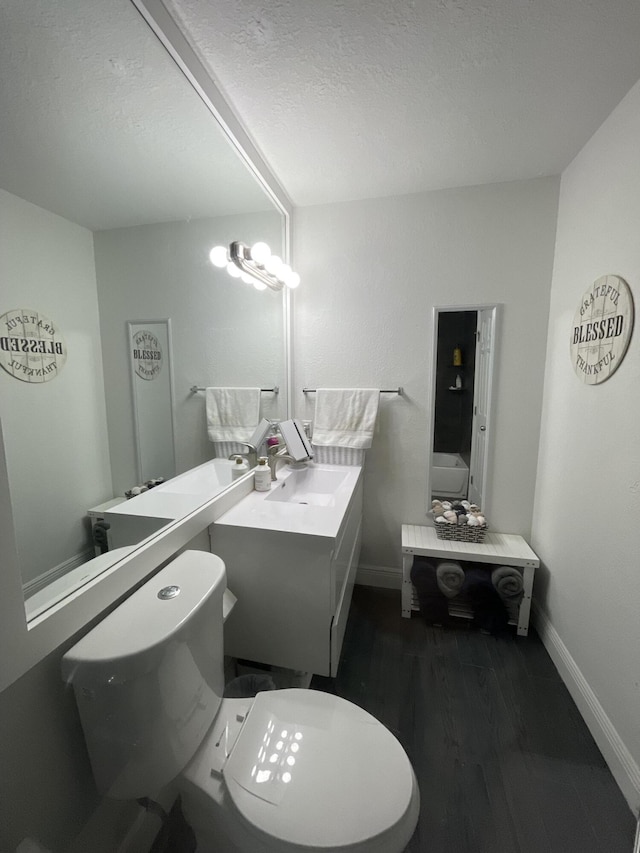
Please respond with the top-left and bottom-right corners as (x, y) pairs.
(222, 688), (415, 849)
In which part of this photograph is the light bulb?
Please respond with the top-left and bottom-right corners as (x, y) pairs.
(279, 263), (292, 283)
(284, 271), (301, 289)
(253, 280), (268, 291)
(240, 272), (255, 284)
(250, 241), (271, 265)
(264, 254), (282, 276)
(209, 245), (228, 268)
(226, 261), (242, 278)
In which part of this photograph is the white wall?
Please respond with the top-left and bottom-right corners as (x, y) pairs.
(93, 211), (285, 496)
(532, 80), (640, 813)
(293, 178), (559, 573)
(0, 189), (112, 585)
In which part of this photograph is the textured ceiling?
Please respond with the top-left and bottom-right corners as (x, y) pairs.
(0, 0), (274, 231)
(168, 0), (640, 207)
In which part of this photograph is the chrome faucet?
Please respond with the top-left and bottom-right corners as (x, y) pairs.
(267, 445), (295, 481)
(228, 442), (257, 468)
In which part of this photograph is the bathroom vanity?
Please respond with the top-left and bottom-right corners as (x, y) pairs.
(211, 464), (363, 677)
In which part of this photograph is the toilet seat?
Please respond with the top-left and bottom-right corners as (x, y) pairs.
(181, 688), (419, 852)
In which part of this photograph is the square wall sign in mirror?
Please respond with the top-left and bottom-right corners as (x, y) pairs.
(0, 0), (287, 620)
(127, 320), (177, 485)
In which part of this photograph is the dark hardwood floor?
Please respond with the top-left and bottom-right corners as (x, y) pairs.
(311, 585), (636, 853)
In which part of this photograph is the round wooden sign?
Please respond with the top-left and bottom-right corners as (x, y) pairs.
(131, 329), (163, 380)
(570, 275), (634, 384)
(0, 309), (67, 383)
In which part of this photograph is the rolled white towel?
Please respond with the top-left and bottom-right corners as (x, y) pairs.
(435, 560), (465, 599)
(491, 566), (524, 599)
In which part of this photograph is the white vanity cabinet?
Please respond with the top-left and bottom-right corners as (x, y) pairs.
(210, 470), (363, 677)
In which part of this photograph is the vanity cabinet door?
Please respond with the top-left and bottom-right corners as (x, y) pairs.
(330, 480), (363, 676)
(211, 525), (333, 674)
(331, 481), (362, 612)
(211, 475), (363, 678)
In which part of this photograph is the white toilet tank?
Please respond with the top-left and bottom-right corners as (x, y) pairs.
(61, 551), (227, 799)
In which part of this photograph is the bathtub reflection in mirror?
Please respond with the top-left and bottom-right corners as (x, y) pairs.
(431, 452), (470, 501)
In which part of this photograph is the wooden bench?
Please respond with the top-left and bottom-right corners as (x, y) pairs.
(401, 524), (539, 636)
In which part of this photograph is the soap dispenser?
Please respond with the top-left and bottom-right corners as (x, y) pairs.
(231, 455), (249, 480)
(254, 456), (271, 491)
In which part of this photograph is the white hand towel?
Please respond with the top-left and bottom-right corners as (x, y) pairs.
(205, 387), (260, 443)
(312, 388), (380, 449)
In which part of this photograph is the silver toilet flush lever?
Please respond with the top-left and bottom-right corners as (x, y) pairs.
(158, 585), (180, 600)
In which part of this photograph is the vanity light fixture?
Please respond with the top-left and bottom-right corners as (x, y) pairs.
(209, 241), (301, 292)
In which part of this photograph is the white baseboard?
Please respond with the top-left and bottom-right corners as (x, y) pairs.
(355, 563), (402, 589)
(533, 602), (640, 817)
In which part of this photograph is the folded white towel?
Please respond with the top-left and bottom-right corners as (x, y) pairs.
(312, 446), (366, 466)
(205, 387), (260, 444)
(312, 388), (380, 449)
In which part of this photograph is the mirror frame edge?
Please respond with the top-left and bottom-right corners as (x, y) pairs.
(130, 0), (295, 416)
(0, 419), (31, 690)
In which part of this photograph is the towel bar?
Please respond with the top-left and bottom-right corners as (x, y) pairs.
(302, 387), (403, 395)
(190, 386), (279, 394)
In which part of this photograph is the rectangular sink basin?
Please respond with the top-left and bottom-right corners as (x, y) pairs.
(215, 463), (362, 538)
(266, 467), (347, 506)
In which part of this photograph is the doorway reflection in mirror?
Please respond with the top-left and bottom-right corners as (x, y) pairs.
(432, 311), (477, 501)
(430, 305), (498, 513)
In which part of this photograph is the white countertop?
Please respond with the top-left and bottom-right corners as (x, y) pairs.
(104, 458), (243, 522)
(104, 491), (195, 521)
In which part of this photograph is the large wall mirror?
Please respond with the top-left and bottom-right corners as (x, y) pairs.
(0, 0), (287, 620)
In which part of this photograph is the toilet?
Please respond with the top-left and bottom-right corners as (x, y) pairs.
(62, 551), (420, 852)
